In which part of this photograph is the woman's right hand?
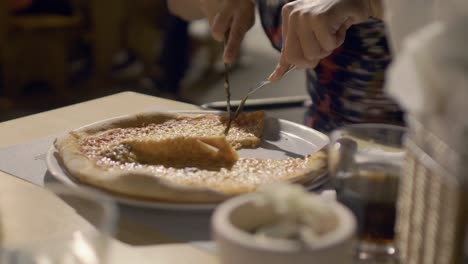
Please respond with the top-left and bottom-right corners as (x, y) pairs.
(200, 0), (255, 64)
(169, 0), (255, 64)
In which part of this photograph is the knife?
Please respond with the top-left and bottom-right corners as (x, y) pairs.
(223, 36), (234, 135)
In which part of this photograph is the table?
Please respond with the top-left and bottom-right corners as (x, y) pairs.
(0, 92), (217, 263)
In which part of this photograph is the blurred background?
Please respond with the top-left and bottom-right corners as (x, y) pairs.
(0, 0), (308, 123)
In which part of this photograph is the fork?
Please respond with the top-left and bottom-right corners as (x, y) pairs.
(232, 65), (297, 119)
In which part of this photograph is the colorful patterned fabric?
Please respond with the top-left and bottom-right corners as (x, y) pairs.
(258, 0), (404, 133)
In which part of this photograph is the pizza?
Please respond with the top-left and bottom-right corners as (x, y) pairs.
(54, 111), (327, 203)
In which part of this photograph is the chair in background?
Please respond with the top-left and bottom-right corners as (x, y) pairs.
(0, 0), (82, 101)
(85, 0), (168, 85)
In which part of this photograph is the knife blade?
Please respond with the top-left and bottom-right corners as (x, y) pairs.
(223, 37), (233, 135)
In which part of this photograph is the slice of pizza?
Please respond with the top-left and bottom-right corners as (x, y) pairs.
(117, 136), (239, 169)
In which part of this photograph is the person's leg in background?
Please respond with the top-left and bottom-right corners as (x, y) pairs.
(157, 14), (190, 98)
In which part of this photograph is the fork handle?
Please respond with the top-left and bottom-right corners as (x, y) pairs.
(234, 65), (297, 119)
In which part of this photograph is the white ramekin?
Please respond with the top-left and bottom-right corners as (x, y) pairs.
(212, 194), (357, 264)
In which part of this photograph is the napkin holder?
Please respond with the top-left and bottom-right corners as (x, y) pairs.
(396, 115), (467, 264)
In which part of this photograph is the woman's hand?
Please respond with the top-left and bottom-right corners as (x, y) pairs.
(200, 0), (255, 64)
(269, 0), (372, 81)
(169, 0), (255, 64)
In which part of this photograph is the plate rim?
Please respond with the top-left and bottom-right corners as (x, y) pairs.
(46, 110), (329, 210)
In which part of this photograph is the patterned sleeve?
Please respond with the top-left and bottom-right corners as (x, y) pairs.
(257, 0), (291, 52)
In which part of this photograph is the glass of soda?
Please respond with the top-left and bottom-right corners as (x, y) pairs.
(328, 124), (406, 262)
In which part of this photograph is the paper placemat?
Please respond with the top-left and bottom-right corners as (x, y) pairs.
(0, 133), (62, 186)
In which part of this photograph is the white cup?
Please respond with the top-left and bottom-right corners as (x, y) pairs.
(212, 193), (357, 264)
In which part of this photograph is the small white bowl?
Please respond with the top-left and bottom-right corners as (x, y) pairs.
(212, 194), (357, 264)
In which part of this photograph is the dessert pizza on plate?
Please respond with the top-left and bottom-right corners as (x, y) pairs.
(53, 111), (327, 204)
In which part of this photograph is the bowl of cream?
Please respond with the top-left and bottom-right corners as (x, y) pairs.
(212, 183), (356, 264)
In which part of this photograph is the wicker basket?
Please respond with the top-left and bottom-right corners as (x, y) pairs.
(396, 116), (466, 264)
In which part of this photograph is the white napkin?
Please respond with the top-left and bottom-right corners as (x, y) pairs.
(386, 16), (468, 154)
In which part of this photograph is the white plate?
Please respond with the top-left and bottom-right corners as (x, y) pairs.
(46, 111), (329, 210)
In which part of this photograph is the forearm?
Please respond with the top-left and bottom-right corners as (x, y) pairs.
(167, 0), (204, 21)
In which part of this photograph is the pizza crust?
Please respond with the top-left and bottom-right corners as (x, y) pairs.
(54, 111), (327, 203)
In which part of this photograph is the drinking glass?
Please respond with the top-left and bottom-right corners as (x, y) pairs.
(328, 124), (406, 262)
(0, 183), (118, 264)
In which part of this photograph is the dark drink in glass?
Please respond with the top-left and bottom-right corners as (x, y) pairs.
(337, 162), (400, 244)
(329, 124), (406, 262)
